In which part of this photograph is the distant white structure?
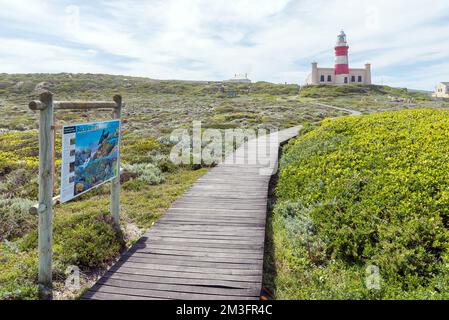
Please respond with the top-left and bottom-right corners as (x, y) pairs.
(306, 31), (372, 86)
(434, 82), (449, 98)
(225, 73), (252, 84)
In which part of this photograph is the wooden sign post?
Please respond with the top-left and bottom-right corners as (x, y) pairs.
(111, 95), (122, 224)
(29, 92), (123, 300)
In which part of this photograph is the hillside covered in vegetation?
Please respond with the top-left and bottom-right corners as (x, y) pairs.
(0, 73), (448, 300)
(271, 109), (449, 299)
(0, 74), (339, 300)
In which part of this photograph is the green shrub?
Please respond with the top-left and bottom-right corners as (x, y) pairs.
(123, 179), (147, 191)
(0, 243), (38, 300)
(274, 201), (326, 266)
(0, 196), (36, 241)
(121, 135), (162, 164)
(153, 156), (177, 173)
(21, 212), (125, 269)
(299, 84), (411, 98)
(274, 109), (449, 299)
(122, 163), (165, 185)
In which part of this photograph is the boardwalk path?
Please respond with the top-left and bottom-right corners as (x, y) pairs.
(84, 126), (301, 300)
(313, 102), (362, 116)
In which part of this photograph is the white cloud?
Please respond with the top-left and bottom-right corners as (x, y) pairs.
(0, 0), (448, 90)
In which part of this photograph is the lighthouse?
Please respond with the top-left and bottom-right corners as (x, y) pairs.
(335, 30), (349, 83)
(305, 30), (372, 86)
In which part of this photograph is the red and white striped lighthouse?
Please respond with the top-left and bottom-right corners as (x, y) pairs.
(335, 30), (349, 75)
(306, 30), (372, 86)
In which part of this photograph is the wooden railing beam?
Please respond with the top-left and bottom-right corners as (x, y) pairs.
(54, 101), (118, 110)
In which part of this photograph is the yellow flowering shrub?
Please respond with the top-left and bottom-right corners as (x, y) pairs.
(274, 109), (449, 299)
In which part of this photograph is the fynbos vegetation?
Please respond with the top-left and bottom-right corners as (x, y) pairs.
(271, 109), (449, 299)
(1, 73), (448, 299)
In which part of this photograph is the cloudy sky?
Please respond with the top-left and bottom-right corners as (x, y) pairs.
(1, 0), (448, 90)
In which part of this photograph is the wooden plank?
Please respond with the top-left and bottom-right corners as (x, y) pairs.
(156, 216), (266, 224)
(158, 216), (266, 224)
(122, 255), (261, 269)
(142, 237), (264, 246)
(112, 261), (262, 276)
(126, 252), (262, 265)
(169, 204), (267, 211)
(165, 208), (266, 215)
(173, 198), (267, 203)
(150, 225), (266, 232)
(161, 215), (266, 222)
(147, 231), (265, 241)
(154, 220), (266, 227)
(83, 291), (167, 300)
(147, 231), (266, 239)
(108, 266), (262, 283)
(144, 236), (263, 245)
(136, 245), (263, 255)
(135, 247), (263, 256)
(97, 278), (260, 297)
(158, 215), (266, 222)
(105, 271), (258, 289)
(132, 240), (263, 253)
(91, 284), (257, 300)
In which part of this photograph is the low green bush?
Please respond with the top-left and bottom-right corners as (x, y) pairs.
(122, 163), (165, 185)
(21, 212), (125, 269)
(123, 179), (147, 191)
(0, 196), (36, 241)
(299, 84), (411, 98)
(121, 134), (162, 164)
(0, 243), (38, 300)
(273, 109), (449, 299)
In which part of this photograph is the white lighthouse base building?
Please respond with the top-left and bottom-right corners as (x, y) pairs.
(306, 63), (372, 85)
(305, 31), (372, 86)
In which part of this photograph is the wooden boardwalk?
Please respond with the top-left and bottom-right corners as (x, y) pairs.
(83, 126), (300, 300)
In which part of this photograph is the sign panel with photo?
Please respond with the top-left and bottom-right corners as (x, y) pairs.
(60, 120), (121, 203)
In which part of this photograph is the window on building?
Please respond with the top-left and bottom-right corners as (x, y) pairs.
(320, 75), (325, 82)
(327, 75), (332, 82)
(358, 76), (362, 83)
(344, 77), (348, 84)
(351, 76), (356, 82)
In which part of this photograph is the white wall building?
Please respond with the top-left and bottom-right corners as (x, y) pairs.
(306, 31), (372, 86)
(434, 82), (449, 98)
(225, 73), (252, 84)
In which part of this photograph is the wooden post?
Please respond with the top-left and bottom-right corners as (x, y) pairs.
(52, 114), (56, 192)
(36, 91), (54, 300)
(111, 95), (122, 226)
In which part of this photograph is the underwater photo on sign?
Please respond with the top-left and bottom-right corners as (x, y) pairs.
(60, 120), (120, 203)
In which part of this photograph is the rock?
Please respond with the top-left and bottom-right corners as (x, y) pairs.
(83, 82), (97, 90)
(13, 81), (34, 93)
(34, 81), (54, 92)
(0, 82), (12, 89)
(13, 81), (24, 92)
